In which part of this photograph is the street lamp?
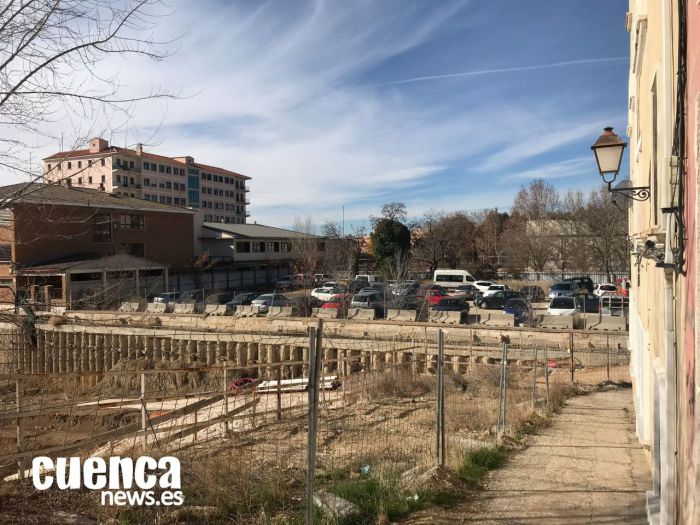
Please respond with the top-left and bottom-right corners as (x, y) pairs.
(591, 127), (650, 201)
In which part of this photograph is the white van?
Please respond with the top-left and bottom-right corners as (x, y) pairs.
(355, 274), (381, 284)
(433, 269), (475, 289)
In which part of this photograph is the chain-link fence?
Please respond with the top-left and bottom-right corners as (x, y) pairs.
(0, 315), (630, 524)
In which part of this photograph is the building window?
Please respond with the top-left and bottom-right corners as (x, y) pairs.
(144, 178), (150, 186)
(88, 176), (92, 184)
(118, 214), (145, 229)
(159, 164), (164, 173)
(166, 196), (172, 204)
(129, 160), (134, 169)
(67, 161), (72, 169)
(116, 175), (121, 183)
(101, 175), (105, 183)
(101, 158), (105, 167)
(267, 242), (279, 252)
(236, 241), (251, 253)
(77, 161), (82, 168)
(0, 244), (11, 262)
(280, 242), (291, 252)
(252, 242), (265, 253)
(165, 181), (172, 189)
(92, 214), (112, 243)
(77, 177), (82, 184)
(166, 166), (171, 174)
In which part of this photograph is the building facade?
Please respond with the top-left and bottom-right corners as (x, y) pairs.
(0, 183), (195, 306)
(42, 137), (250, 224)
(626, 1), (699, 523)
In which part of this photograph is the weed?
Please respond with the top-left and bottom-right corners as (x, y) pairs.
(458, 446), (507, 488)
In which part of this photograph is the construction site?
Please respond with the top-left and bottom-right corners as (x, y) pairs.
(0, 308), (631, 524)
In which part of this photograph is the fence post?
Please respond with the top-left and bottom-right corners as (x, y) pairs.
(531, 345), (538, 408)
(140, 372), (147, 452)
(306, 320), (322, 525)
(544, 347), (550, 408)
(606, 334), (610, 382)
(498, 339), (509, 433)
(16, 378), (24, 479)
(222, 360), (229, 434)
(435, 329), (445, 467)
(569, 331), (575, 384)
(276, 363), (282, 421)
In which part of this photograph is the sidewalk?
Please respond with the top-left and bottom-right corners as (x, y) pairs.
(405, 389), (651, 524)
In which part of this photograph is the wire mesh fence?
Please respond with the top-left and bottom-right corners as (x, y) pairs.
(0, 316), (631, 524)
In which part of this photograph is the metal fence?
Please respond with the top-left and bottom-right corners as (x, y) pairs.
(0, 318), (631, 524)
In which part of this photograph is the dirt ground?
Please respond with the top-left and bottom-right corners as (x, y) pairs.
(402, 388), (651, 524)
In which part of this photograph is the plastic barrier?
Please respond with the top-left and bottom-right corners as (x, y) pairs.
(267, 306), (297, 318)
(312, 307), (339, 319)
(385, 309), (417, 322)
(346, 308), (375, 320)
(479, 312), (515, 327)
(119, 302), (141, 313)
(539, 314), (574, 330)
(204, 304), (229, 316)
(145, 302), (167, 314)
(580, 313), (627, 331)
(173, 303), (196, 315)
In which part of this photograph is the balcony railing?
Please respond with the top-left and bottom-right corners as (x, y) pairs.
(245, 199), (251, 205)
(244, 184), (250, 192)
(112, 163), (141, 172)
(245, 211), (251, 217)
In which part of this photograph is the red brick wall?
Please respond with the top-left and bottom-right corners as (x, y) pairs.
(11, 203), (194, 268)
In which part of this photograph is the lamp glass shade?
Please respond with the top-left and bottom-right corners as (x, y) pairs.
(593, 144), (625, 174)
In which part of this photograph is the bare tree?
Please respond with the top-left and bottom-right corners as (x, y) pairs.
(370, 201), (407, 227)
(0, 0), (176, 194)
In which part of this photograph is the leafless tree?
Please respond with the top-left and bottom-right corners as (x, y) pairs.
(0, 0), (176, 200)
(369, 201), (407, 228)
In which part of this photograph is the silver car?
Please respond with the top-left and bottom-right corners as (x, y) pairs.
(548, 282), (575, 299)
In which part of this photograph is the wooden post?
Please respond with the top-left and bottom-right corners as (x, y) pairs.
(569, 331), (575, 384)
(16, 378), (24, 479)
(544, 346), (550, 408)
(223, 360), (229, 434)
(531, 346), (538, 408)
(306, 324), (319, 525)
(276, 364), (282, 421)
(606, 333), (610, 382)
(140, 372), (147, 452)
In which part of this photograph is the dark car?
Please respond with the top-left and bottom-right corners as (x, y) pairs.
(433, 297), (470, 323)
(477, 290), (521, 309)
(563, 276), (594, 293)
(519, 285), (545, 303)
(453, 284), (479, 300)
(503, 298), (533, 326)
(390, 293), (418, 310)
(573, 293), (600, 313)
(225, 292), (259, 307)
(204, 291), (237, 305)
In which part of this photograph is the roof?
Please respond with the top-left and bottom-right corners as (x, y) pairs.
(18, 254), (165, 274)
(0, 183), (195, 214)
(43, 143), (250, 180)
(202, 222), (320, 240)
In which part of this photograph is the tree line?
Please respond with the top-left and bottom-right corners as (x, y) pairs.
(317, 179), (629, 279)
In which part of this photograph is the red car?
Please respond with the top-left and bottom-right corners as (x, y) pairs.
(322, 293), (353, 312)
(417, 288), (448, 306)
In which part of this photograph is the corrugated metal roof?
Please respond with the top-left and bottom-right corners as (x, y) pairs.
(202, 222), (319, 239)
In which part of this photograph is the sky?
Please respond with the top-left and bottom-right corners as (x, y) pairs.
(5, 0), (631, 230)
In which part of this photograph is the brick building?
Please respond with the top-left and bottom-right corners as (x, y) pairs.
(0, 183), (195, 306)
(42, 137), (250, 224)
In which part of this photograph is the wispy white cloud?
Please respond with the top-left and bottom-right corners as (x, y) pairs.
(377, 56), (628, 86)
(503, 156), (593, 181)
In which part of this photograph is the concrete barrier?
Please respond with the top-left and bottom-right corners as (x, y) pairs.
(480, 312), (515, 327)
(346, 308), (375, 320)
(204, 304), (229, 316)
(385, 309), (417, 322)
(145, 302), (168, 314)
(173, 303), (196, 315)
(580, 313), (627, 331)
(429, 311), (463, 324)
(119, 302), (141, 313)
(267, 306), (297, 318)
(312, 307), (339, 319)
(234, 305), (259, 318)
(539, 314), (574, 330)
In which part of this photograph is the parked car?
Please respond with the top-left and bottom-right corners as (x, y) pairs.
(421, 284), (448, 293)
(177, 289), (206, 304)
(276, 276), (293, 290)
(563, 276), (594, 293)
(547, 296), (577, 316)
(153, 291), (181, 305)
(593, 283), (619, 297)
(477, 290), (521, 309)
(350, 291), (385, 316)
(452, 284), (479, 300)
(432, 297), (470, 323)
(251, 293), (290, 314)
(393, 282), (420, 297)
(204, 291), (237, 305)
(313, 273), (331, 285)
(482, 284), (510, 298)
(520, 285), (545, 303)
(503, 298), (533, 326)
(391, 293), (418, 310)
(225, 292), (259, 309)
(295, 295), (322, 316)
(473, 280), (496, 293)
(548, 282), (576, 299)
(573, 293), (600, 313)
(322, 293), (353, 312)
(417, 288), (449, 307)
(311, 287), (341, 302)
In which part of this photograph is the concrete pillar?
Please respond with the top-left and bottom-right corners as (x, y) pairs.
(236, 342), (247, 368)
(178, 339), (187, 363)
(95, 334), (104, 374)
(35, 329), (44, 373)
(58, 332), (66, 373)
(302, 345), (309, 377)
(293, 346), (304, 378)
(186, 340), (197, 365)
(197, 340), (207, 364)
(247, 343), (257, 376)
(43, 285), (53, 309)
(207, 341), (217, 366)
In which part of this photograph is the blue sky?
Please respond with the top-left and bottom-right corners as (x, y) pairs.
(9, 0), (631, 229)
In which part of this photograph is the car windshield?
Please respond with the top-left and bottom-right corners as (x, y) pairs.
(551, 298), (575, 308)
(551, 283), (571, 291)
(437, 298), (461, 306)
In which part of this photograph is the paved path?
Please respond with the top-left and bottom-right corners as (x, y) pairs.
(404, 389), (651, 524)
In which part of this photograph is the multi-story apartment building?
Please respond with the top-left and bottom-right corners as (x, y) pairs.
(626, 1), (699, 523)
(42, 137), (251, 224)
